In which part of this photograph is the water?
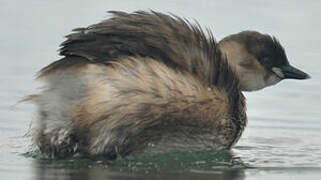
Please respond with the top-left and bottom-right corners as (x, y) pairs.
(1, 0), (321, 179)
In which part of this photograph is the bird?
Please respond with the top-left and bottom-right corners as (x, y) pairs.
(28, 11), (310, 159)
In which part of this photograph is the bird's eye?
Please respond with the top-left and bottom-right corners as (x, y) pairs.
(260, 56), (272, 66)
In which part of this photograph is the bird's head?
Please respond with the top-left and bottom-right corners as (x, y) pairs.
(218, 31), (310, 91)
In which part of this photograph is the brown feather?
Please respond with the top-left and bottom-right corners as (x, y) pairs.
(30, 11), (247, 158)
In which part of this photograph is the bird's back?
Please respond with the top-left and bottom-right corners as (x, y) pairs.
(40, 11), (220, 85)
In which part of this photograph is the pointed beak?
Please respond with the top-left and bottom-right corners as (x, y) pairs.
(281, 65), (310, 79)
(272, 65), (310, 80)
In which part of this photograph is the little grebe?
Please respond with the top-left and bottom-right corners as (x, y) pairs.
(29, 11), (310, 158)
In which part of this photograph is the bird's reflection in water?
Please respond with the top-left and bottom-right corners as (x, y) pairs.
(31, 151), (246, 180)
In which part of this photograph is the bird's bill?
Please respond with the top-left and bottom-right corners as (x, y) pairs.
(280, 65), (311, 80)
(272, 65), (310, 80)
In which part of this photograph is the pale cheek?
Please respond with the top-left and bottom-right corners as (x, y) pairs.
(240, 73), (266, 91)
(265, 74), (281, 87)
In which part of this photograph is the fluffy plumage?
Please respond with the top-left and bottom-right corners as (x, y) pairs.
(31, 57), (245, 157)
(41, 11), (226, 87)
(30, 11), (249, 158)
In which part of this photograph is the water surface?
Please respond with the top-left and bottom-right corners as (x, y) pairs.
(1, 0), (321, 179)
